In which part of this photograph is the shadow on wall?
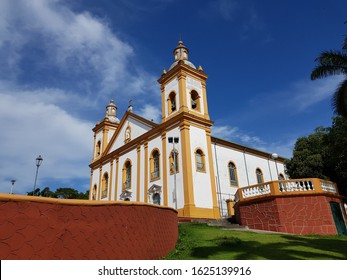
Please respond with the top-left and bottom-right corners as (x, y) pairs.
(0, 195), (178, 260)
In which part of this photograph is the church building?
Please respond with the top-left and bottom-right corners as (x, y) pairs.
(89, 41), (286, 219)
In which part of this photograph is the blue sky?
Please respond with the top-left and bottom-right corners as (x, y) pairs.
(0, 0), (346, 195)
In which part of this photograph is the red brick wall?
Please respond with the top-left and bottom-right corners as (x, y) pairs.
(235, 195), (346, 235)
(0, 195), (178, 259)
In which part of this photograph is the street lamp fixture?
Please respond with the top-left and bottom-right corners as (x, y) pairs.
(33, 155), (43, 196)
(10, 179), (16, 194)
(271, 153), (279, 180)
(168, 137), (179, 209)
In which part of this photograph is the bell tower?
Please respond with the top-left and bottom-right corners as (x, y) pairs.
(158, 41), (210, 123)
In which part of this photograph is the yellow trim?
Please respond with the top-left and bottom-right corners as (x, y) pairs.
(108, 161), (113, 200)
(201, 81), (210, 120)
(205, 130), (220, 218)
(114, 157), (119, 200)
(227, 160), (239, 187)
(102, 128), (109, 153)
(177, 206), (218, 219)
(98, 166), (102, 200)
(161, 133), (168, 206)
(136, 145), (141, 201)
(178, 74), (188, 112)
(179, 122), (195, 214)
(144, 142), (149, 203)
(0, 193), (178, 212)
(161, 85), (166, 122)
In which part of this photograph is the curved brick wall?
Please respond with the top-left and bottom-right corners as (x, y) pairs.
(235, 194), (346, 235)
(0, 194), (178, 259)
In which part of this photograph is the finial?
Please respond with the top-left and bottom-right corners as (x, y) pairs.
(198, 65), (203, 71)
(162, 69), (167, 75)
(127, 99), (133, 112)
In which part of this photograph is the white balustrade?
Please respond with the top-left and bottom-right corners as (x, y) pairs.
(278, 180), (314, 192)
(320, 180), (337, 193)
(241, 183), (271, 199)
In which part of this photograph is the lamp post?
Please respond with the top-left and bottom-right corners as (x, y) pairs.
(10, 179), (16, 194)
(33, 155), (43, 196)
(168, 137), (179, 209)
(271, 153), (279, 180)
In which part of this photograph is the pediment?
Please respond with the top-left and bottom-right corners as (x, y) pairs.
(103, 111), (157, 155)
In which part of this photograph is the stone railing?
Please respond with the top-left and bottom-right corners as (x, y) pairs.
(235, 178), (338, 203)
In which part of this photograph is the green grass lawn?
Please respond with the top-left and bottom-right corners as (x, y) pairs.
(164, 223), (347, 260)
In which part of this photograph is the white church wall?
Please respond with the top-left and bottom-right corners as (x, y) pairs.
(91, 167), (100, 199)
(166, 127), (184, 209)
(190, 125), (213, 209)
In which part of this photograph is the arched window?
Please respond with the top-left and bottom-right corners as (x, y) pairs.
(256, 168), (264, 184)
(92, 184), (97, 200)
(228, 162), (238, 187)
(168, 91), (177, 114)
(190, 90), (201, 112)
(195, 149), (205, 172)
(153, 193), (161, 205)
(122, 160), (132, 189)
(278, 173), (285, 180)
(101, 173), (109, 198)
(169, 149), (179, 174)
(150, 149), (160, 181)
(96, 141), (101, 157)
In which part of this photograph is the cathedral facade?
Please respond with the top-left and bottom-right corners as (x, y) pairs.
(89, 41), (286, 219)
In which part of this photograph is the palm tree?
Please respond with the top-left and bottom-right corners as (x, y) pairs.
(311, 33), (347, 118)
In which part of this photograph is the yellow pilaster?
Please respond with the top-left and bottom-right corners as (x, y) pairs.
(102, 128), (109, 153)
(98, 166), (102, 200)
(201, 81), (210, 120)
(161, 133), (168, 206)
(108, 160), (113, 200)
(179, 121), (195, 215)
(114, 157), (119, 200)
(206, 128), (221, 218)
(161, 85), (166, 122)
(178, 74), (188, 112)
(136, 145), (141, 202)
(144, 142), (149, 203)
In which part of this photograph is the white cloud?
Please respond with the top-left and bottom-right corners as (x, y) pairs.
(0, 90), (94, 195)
(291, 75), (344, 111)
(0, 0), (157, 99)
(138, 104), (161, 123)
(212, 125), (264, 146)
(212, 125), (294, 158)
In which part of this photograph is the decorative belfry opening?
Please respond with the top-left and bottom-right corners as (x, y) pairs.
(168, 91), (177, 114)
(190, 90), (200, 111)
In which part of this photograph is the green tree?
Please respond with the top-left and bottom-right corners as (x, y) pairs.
(285, 127), (330, 179)
(311, 26), (347, 118)
(286, 117), (347, 196)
